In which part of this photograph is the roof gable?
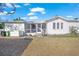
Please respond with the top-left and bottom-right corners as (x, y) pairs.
(52, 16), (67, 21)
(45, 16), (79, 23)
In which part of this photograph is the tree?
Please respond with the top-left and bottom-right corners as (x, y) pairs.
(13, 17), (23, 21)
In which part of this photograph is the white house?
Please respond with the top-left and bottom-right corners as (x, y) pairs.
(46, 16), (79, 35)
(24, 16), (79, 36)
(0, 16), (79, 36)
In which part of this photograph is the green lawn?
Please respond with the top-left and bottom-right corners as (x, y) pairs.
(22, 36), (79, 56)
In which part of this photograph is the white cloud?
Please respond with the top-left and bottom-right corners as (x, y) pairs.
(5, 3), (31, 9)
(0, 11), (8, 15)
(24, 3), (30, 6)
(10, 11), (15, 13)
(41, 11), (46, 14)
(15, 5), (21, 8)
(66, 16), (73, 18)
(5, 3), (13, 8)
(0, 13), (5, 15)
(21, 17), (27, 20)
(5, 4), (21, 8)
(30, 7), (46, 14)
(27, 12), (35, 16)
(29, 16), (38, 20)
(3, 11), (8, 14)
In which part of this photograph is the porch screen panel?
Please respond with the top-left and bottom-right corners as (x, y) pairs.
(26, 24), (30, 33)
(38, 24), (41, 32)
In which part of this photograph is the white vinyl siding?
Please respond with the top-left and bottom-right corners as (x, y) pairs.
(47, 18), (69, 34)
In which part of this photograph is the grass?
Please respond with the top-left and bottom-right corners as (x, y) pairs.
(22, 36), (79, 56)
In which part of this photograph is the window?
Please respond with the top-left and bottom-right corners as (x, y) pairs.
(42, 23), (46, 29)
(53, 23), (55, 29)
(57, 23), (59, 29)
(38, 24), (41, 28)
(61, 23), (63, 29)
(38, 24), (41, 32)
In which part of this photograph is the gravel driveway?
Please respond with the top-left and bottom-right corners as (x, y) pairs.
(0, 38), (32, 56)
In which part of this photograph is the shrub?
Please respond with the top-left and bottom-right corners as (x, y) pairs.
(1, 31), (10, 36)
(1, 31), (6, 36)
(8, 31), (10, 36)
(69, 26), (78, 36)
(0, 23), (5, 29)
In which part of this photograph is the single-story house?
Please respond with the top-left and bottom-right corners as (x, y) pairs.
(0, 16), (79, 36)
(46, 16), (79, 35)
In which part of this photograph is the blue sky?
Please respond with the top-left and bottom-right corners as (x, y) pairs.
(1, 3), (79, 21)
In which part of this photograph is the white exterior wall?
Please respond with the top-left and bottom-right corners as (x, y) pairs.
(5, 23), (25, 36)
(5, 23), (25, 31)
(46, 19), (69, 35)
(10, 31), (19, 36)
(69, 22), (79, 27)
(69, 22), (79, 33)
(26, 32), (42, 36)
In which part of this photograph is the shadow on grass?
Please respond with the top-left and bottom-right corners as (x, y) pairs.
(0, 38), (33, 56)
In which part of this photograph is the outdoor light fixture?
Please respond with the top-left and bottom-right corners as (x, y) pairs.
(0, 3), (16, 15)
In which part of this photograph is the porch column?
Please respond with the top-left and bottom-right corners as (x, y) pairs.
(41, 24), (42, 32)
(30, 24), (31, 33)
(36, 24), (38, 33)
